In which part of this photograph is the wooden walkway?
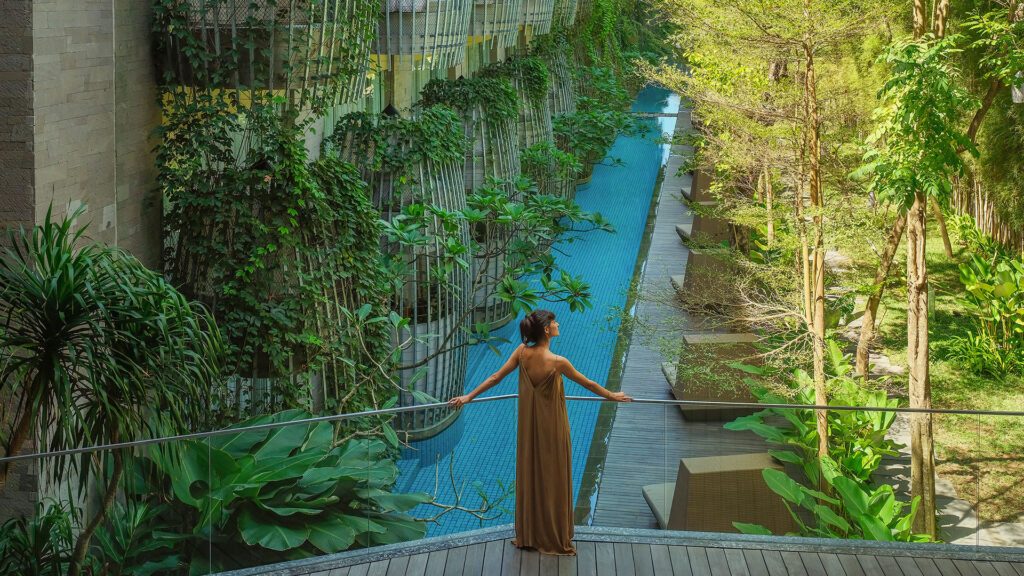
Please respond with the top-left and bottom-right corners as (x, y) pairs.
(229, 526), (1024, 576)
(588, 106), (768, 529)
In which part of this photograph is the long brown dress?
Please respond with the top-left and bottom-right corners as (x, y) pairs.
(511, 356), (576, 555)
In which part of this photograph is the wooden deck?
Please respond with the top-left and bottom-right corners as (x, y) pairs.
(225, 525), (1024, 576)
(588, 106), (768, 529)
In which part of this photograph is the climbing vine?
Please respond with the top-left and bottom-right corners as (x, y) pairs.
(480, 56), (552, 106)
(419, 77), (520, 122)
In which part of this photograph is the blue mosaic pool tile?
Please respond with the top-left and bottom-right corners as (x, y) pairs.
(395, 88), (680, 536)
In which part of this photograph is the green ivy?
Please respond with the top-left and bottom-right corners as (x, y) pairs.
(419, 77), (519, 122)
(480, 56), (551, 106)
(328, 107), (466, 177)
(160, 100), (394, 421)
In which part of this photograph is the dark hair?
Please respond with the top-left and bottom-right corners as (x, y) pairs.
(520, 309), (556, 345)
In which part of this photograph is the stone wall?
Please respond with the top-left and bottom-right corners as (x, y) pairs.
(31, 0), (162, 268)
(0, 0), (35, 232)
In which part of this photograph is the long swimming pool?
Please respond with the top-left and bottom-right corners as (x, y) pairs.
(396, 87), (680, 536)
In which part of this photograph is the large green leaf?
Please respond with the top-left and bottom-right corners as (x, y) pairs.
(237, 509), (310, 551)
(357, 514), (427, 546)
(733, 522), (772, 535)
(307, 514), (357, 553)
(761, 468), (806, 507)
(831, 476), (870, 517)
(366, 491), (433, 512)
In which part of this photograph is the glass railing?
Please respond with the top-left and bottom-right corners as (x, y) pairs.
(0, 396), (1020, 574)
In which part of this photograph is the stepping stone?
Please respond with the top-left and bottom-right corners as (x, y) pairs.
(675, 222), (693, 242)
(682, 333), (758, 345)
(670, 275), (686, 293)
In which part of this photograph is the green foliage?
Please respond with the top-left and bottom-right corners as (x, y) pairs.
(419, 77), (519, 122)
(855, 36), (979, 209)
(726, 341), (899, 486)
(0, 501), (75, 576)
(0, 206), (221, 480)
(736, 456), (931, 542)
(329, 107), (466, 176)
(553, 107), (637, 166)
(143, 410), (429, 572)
(161, 100), (394, 419)
(480, 57), (551, 106)
(945, 232), (1024, 376)
(92, 501), (180, 576)
(521, 142), (583, 193)
(727, 343), (926, 541)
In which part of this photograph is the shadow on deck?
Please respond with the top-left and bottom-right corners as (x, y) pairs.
(219, 525), (1024, 576)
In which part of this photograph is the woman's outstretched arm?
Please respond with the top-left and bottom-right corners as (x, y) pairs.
(557, 357), (632, 402)
(448, 344), (524, 408)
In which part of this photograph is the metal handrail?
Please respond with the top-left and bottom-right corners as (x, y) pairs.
(3, 394), (1022, 465)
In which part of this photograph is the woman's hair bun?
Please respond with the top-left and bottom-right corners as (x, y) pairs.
(520, 309), (556, 345)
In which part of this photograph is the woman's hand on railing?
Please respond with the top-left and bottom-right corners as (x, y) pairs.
(448, 395), (472, 409)
(607, 391), (632, 403)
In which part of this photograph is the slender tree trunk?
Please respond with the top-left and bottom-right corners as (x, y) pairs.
(932, 0), (950, 36)
(804, 36), (828, 461)
(68, 443), (125, 576)
(764, 165), (775, 247)
(931, 198), (954, 258)
(0, 402), (33, 491)
(907, 0), (936, 540)
(855, 213), (907, 377)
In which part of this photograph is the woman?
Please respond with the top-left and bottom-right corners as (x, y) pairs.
(448, 309), (631, 555)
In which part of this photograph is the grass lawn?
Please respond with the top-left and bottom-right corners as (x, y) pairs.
(871, 226), (1024, 523)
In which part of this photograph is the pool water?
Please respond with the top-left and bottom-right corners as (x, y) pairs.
(395, 87), (680, 536)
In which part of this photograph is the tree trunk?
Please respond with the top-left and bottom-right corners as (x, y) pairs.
(804, 37), (828, 462)
(68, 443), (125, 576)
(931, 198), (954, 258)
(764, 165), (775, 247)
(932, 0), (950, 37)
(855, 213), (907, 377)
(0, 375), (43, 491)
(907, 193), (937, 538)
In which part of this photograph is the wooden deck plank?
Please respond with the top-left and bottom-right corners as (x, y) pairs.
(462, 543), (486, 576)
(760, 551), (788, 576)
(990, 562), (1019, 576)
(558, 554), (577, 576)
(650, 545), (673, 575)
(405, 553), (429, 576)
(632, 543), (655, 576)
(520, 551), (540, 576)
(932, 558), (963, 576)
(687, 547), (712, 576)
(482, 541), (504, 576)
(576, 541), (597, 576)
(799, 553), (827, 576)
(443, 547), (467, 576)
(972, 560), (1000, 576)
(741, 549), (769, 576)
(816, 553), (847, 576)
(595, 543), (616, 576)
(668, 545), (694, 576)
(838, 553), (867, 576)
(368, 560), (390, 576)
(425, 550), (448, 576)
(539, 554), (559, 576)
(779, 551), (809, 576)
(705, 548), (730, 576)
(951, 559), (982, 576)
(501, 543), (522, 576)
(723, 548), (751, 576)
(895, 556), (925, 576)
(349, 565), (370, 576)
(874, 556), (906, 576)
(385, 556), (409, 576)
(914, 557), (942, 576)
(327, 567), (351, 576)
(613, 542), (636, 576)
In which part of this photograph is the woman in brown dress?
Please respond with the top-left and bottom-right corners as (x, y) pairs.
(448, 309), (631, 555)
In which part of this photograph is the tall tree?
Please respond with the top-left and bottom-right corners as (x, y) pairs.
(856, 35), (978, 537)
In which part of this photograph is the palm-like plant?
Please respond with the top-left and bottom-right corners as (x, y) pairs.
(0, 207), (222, 574)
